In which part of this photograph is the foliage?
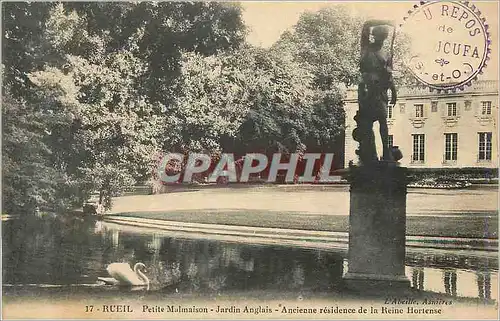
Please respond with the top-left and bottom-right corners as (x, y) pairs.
(2, 2), (359, 212)
(27, 4), (165, 209)
(2, 2), (247, 212)
(272, 7), (362, 89)
(85, 1), (249, 105)
(1, 93), (74, 214)
(167, 46), (345, 157)
(271, 6), (412, 88)
(165, 50), (253, 153)
(2, 2), (55, 97)
(233, 47), (345, 154)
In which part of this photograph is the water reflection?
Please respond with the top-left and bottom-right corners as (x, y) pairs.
(2, 217), (498, 302)
(2, 218), (344, 294)
(477, 271), (492, 299)
(443, 270), (457, 296)
(411, 267), (425, 290)
(405, 253), (498, 300)
(405, 266), (497, 300)
(136, 238), (346, 293)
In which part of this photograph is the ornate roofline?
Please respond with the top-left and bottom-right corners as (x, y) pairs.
(344, 80), (499, 101)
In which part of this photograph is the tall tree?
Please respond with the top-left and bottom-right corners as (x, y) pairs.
(271, 6), (411, 89)
(2, 2), (55, 97)
(166, 46), (345, 158)
(27, 3), (165, 208)
(271, 6), (363, 89)
(2, 2), (248, 211)
(2, 92), (74, 214)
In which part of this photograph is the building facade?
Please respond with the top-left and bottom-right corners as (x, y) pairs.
(344, 80), (498, 169)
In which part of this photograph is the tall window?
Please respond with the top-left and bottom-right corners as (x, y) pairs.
(447, 102), (457, 116)
(387, 104), (394, 119)
(412, 134), (425, 162)
(431, 101), (438, 112)
(481, 101), (492, 115)
(478, 132), (492, 161)
(388, 135), (394, 148)
(444, 133), (458, 161)
(415, 104), (424, 118)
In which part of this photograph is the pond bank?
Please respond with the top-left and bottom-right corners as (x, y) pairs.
(101, 215), (498, 255)
(108, 209), (498, 239)
(108, 185), (498, 239)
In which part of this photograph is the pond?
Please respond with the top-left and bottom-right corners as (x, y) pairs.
(2, 216), (498, 302)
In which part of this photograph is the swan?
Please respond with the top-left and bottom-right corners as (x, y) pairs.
(98, 262), (150, 289)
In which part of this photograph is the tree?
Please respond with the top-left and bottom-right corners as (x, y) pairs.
(85, 1), (248, 107)
(2, 2), (55, 98)
(2, 2), (248, 211)
(28, 51), (164, 210)
(166, 45), (345, 158)
(233, 47), (320, 155)
(1, 93), (74, 215)
(271, 6), (363, 89)
(271, 6), (411, 89)
(164, 50), (253, 154)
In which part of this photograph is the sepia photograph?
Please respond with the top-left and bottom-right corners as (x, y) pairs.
(1, 0), (498, 319)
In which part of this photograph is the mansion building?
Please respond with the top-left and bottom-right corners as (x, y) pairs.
(344, 80), (498, 169)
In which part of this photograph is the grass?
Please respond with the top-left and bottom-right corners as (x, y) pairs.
(116, 209), (498, 239)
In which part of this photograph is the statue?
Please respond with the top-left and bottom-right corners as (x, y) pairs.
(344, 22), (410, 293)
(352, 20), (400, 164)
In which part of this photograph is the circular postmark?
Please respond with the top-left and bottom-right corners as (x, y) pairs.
(400, 1), (491, 91)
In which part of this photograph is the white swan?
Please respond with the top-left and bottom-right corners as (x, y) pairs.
(98, 262), (150, 289)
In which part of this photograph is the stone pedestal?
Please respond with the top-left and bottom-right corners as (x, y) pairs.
(343, 162), (410, 291)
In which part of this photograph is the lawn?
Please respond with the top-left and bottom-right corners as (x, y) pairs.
(116, 209), (498, 239)
(110, 185), (497, 239)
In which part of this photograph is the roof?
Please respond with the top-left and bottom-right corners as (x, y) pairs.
(344, 80), (499, 101)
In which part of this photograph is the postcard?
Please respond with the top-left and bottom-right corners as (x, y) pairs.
(2, 1), (498, 320)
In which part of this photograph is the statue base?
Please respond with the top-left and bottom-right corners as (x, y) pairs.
(343, 273), (410, 292)
(343, 161), (410, 291)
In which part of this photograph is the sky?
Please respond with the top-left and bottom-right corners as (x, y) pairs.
(241, 1), (413, 47)
(240, 1), (498, 81)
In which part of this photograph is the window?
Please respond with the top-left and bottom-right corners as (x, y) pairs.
(415, 104), (424, 118)
(481, 101), (492, 115)
(444, 133), (458, 161)
(431, 101), (438, 112)
(478, 132), (492, 161)
(464, 100), (472, 111)
(388, 135), (394, 148)
(387, 104), (394, 119)
(447, 103), (457, 116)
(412, 134), (425, 162)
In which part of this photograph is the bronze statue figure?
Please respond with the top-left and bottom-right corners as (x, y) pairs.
(353, 20), (399, 164)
